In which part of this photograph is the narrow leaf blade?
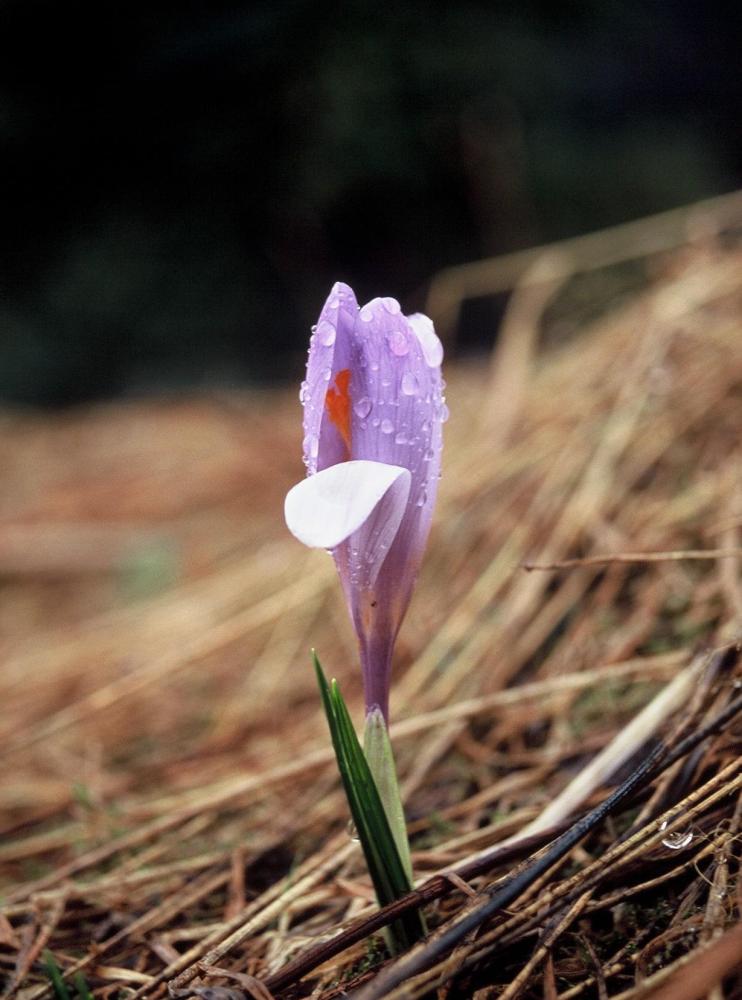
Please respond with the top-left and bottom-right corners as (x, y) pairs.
(313, 652), (425, 950)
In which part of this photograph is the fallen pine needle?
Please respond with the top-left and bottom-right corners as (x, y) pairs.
(523, 547), (742, 571)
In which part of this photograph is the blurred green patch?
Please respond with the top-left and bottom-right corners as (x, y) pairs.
(569, 679), (661, 738)
(42, 951), (92, 1000)
(411, 811), (457, 851)
(117, 540), (180, 602)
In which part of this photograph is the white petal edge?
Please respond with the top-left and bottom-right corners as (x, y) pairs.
(407, 312), (443, 368)
(285, 460), (411, 551)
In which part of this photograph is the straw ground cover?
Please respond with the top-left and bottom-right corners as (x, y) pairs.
(1, 192), (741, 998)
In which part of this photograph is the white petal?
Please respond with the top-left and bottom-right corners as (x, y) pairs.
(407, 312), (443, 368)
(285, 460), (411, 551)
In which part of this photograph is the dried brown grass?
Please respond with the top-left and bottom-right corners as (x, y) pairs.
(1, 193), (742, 1000)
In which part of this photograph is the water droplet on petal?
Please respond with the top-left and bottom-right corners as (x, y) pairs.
(302, 434), (319, 459)
(353, 396), (372, 419)
(440, 403), (450, 422)
(359, 306), (374, 323)
(317, 320), (336, 346)
(321, 367), (332, 381)
(401, 372), (419, 395)
(415, 489), (427, 507)
(388, 329), (409, 356)
(382, 297), (401, 314)
(395, 431), (409, 445)
(381, 419), (394, 434)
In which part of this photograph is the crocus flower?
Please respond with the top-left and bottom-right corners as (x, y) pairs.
(285, 282), (446, 722)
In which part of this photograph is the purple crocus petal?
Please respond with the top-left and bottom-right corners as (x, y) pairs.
(301, 282), (358, 474)
(403, 310), (446, 596)
(338, 298), (446, 719)
(287, 284), (445, 723)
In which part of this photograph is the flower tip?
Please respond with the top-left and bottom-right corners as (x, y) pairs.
(325, 281), (358, 314)
(407, 312), (444, 368)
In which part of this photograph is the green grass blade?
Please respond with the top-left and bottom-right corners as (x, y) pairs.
(42, 951), (72, 1000)
(73, 973), (94, 1000)
(330, 680), (411, 896)
(313, 651), (425, 951)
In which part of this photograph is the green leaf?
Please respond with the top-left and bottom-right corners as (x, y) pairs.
(42, 951), (71, 1000)
(313, 652), (425, 952)
(73, 973), (94, 1000)
(364, 708), (413, 881)
(42, 951), (92, 1000)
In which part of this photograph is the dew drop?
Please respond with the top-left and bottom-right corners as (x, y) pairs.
(321, 367), (332, 381)
(317, 320), (336, 346)
(394, 431), (409, 445)
(353, 396), (372, 419)
(372, 418), (380, 428)
(440, 403), (450, 422)
(663, 830), (694, 849)
(658, 819), (694, 850)
(415, 489), (428, 507)
(381, 419), (394, 434)
(388, 329), (409, 356)
(382, 297), (401, 315)
(359, 306), (374, 323)
(401, 372), (419, 396)
(302, 434), (319, 459)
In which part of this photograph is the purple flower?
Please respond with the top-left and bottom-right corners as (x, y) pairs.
(285, 282), (446, 721)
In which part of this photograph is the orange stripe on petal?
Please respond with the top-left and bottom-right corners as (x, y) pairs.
(325, 368), (352, 452)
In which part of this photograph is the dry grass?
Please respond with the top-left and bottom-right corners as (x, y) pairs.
(1, 192), (742, 1000)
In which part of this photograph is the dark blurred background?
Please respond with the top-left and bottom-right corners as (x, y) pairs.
(1, 0), (739, 405)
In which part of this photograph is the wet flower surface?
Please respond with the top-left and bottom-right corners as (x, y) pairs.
(285, 282), (446, 720)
